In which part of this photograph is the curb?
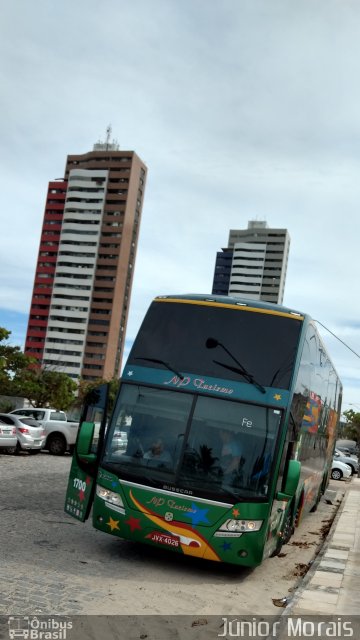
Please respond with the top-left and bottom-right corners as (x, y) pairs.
(280, 487), (346, 616)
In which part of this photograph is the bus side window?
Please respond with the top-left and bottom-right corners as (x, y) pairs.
(276, 416), (297, 493)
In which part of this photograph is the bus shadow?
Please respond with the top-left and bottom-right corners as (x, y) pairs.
(103, 536), (254, 583)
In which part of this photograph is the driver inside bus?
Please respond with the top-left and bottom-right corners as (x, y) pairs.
(144, 438), (172, 467)
(219, 429), (242, 481)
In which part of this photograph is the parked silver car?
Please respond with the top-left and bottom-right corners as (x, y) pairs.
(336, 439), (358, 456)
(0, 418), (17, 452)
(0, 414), (46, 454)
(333, 449), (358, 475)
(111, 427), (128, 452)
(331, 458), (352, 481)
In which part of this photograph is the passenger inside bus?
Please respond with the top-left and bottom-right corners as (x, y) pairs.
(219, 428), (242, 481)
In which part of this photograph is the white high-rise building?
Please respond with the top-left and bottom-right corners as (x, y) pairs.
(212, 220), (290, 304)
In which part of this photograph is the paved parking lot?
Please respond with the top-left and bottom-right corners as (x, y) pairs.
(0, 451), (346, 618)
(0, 452), (103, 615)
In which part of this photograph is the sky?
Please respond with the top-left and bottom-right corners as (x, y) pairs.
(1, 0), (360, 416)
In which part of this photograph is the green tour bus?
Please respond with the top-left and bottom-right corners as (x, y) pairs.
(65, 295), (342, 567)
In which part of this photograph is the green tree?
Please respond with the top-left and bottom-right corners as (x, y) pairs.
(342, 409), (360, 445)
(18, 368), (78, 410)
(0, 327), (34, 395)
(76, 377), (120, 416)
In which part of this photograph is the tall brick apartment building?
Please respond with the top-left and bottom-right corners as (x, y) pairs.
(25, 137), (147, 381)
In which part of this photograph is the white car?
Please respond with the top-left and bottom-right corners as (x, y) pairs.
(333, 449), (358, 475)
(0, 418), (17, 452)
(331, 458), (352, 481)
(0, 414), (46, 454)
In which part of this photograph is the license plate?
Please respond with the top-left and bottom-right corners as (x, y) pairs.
(2, 430), (11, 434)
(34, 440), (41, 444)
(145, 531), (180, 548)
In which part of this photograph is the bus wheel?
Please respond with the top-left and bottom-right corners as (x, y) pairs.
(310, 489), (322, 513)
(270, 506), (293, 557)
(282, 509), (294, 545)
(294, 494), (304, 528)
(270, 539), (282, 557)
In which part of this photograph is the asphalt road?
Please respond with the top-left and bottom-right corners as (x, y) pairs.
(0, 450), (347, 620)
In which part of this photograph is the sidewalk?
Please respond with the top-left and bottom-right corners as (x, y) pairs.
(284, 477), (360, 615)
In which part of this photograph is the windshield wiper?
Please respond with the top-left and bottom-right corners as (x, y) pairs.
(212, 360), (266, 394)
(269, 359), (293, 387)
(135, 357), (184, 380)
(206, 337), (266, 393)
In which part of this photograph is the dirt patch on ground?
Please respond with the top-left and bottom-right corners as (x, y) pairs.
(288, 540), (316, 548)
(293, 562), (311, 577)
(320, 518), (334, 539)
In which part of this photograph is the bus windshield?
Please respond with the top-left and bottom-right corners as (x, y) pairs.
(127, 300), (302, 389)
(103, 384), (283, 502)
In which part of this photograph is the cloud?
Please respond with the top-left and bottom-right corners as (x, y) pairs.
(1, 0), (360, 409)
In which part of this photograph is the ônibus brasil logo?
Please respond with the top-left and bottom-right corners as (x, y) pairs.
(8, 616), (72, 639)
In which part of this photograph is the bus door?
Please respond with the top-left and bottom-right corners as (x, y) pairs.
(64, 384), (109, 522)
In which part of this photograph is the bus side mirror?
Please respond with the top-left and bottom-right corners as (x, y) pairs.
(276, 460), (301, 500)
(77, 421), (97, 464)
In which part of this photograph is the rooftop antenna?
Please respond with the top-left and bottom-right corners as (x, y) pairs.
(93, 125), (119, 151)
(105, 124), (112, 150)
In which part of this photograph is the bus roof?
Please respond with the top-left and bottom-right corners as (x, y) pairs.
(154, 294), (306, 321)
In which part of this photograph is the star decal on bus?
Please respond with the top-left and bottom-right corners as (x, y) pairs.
(183, 504), (210, 526)
(127, 371), (134, 377)
(221, 541), (232, 551)
(125, 516), (142, 532)
(273, 394), (282, 401)
(107, 517), (120, 531)
(232, 508), (240, 517)
(128, 489), (221, 561)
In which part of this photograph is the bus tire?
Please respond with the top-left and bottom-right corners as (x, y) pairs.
(270, 537), (283, 557)
(310, 489), (322, 513)
(294, 493), (304, 528)
(270, 505), (294, 556)
(282, 506), (294, 545)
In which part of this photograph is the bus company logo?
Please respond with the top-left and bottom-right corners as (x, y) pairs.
(164, 375), (234, 396)
(147, 495), (194, 513)
(8, 616), (73, 640)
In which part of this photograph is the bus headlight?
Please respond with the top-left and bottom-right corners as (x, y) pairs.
(96, 485), (124, 508)
(218, 519), (263, 533)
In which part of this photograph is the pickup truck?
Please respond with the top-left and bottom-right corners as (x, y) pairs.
(9, 407), (79, 455)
